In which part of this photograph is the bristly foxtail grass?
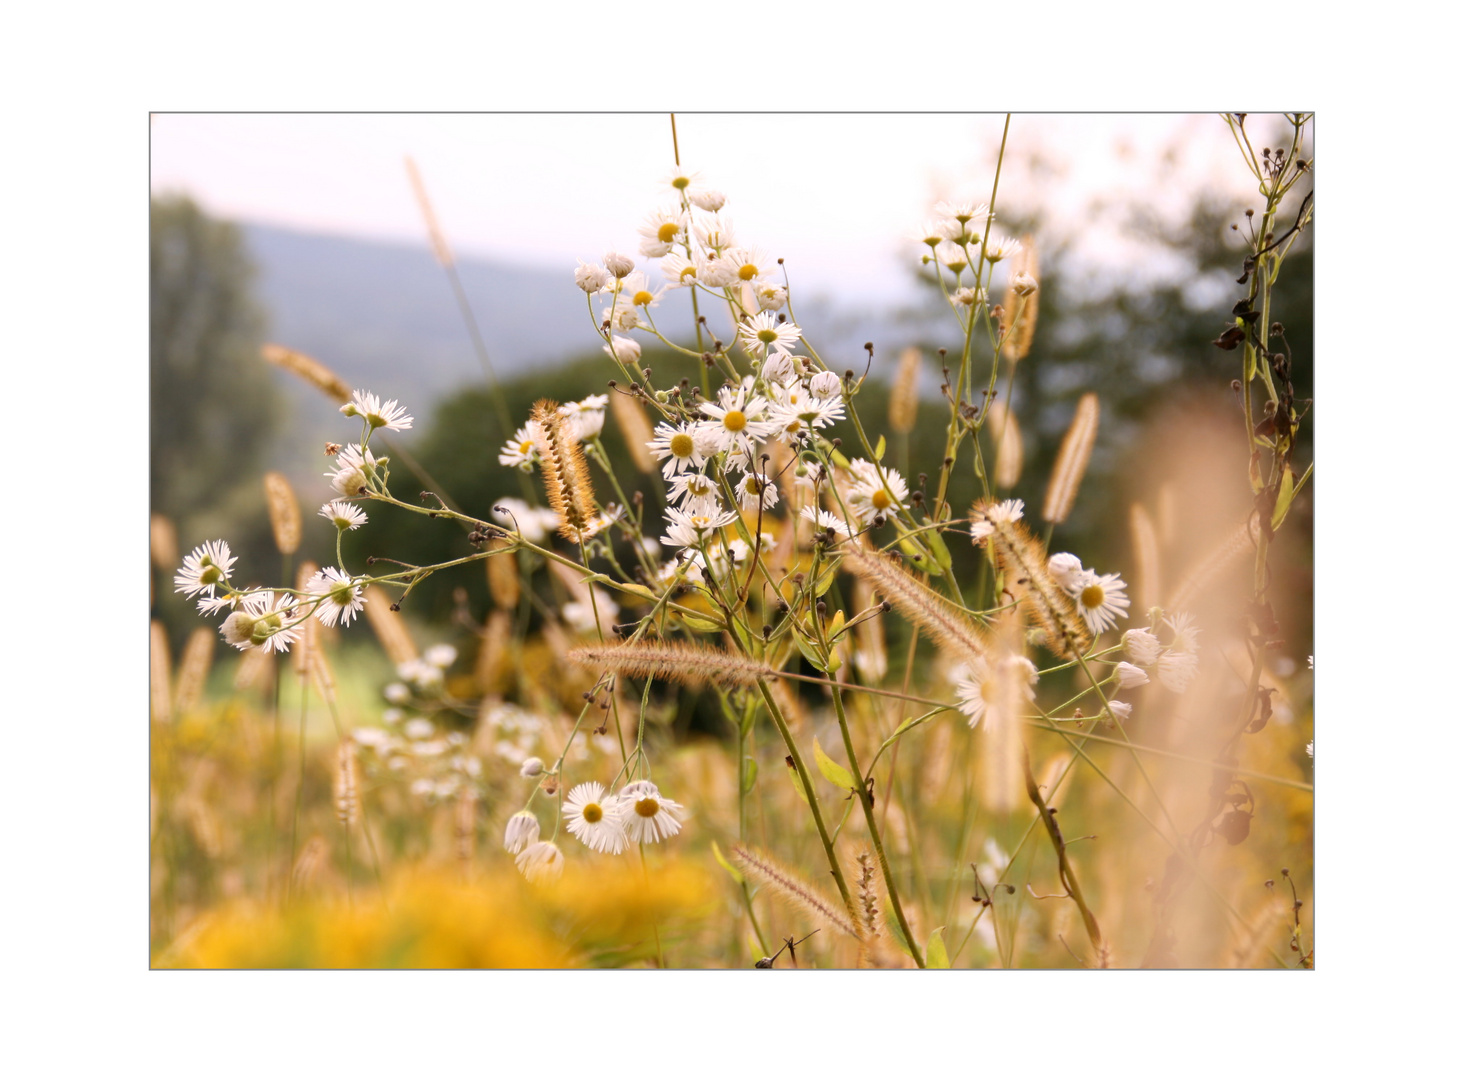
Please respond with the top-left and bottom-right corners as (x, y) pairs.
(173, 627), (215, 716)
(261, 343), (352, 404)
(362, 585), (418, 666)
(973, 499), (1092, 660)
(567, 641), (778, 687)
(475, 609), (511, 693)
(1129, 503), (1161, 613)
(609, 389), (657, 475)
(150, 513), (178, 574)
(150, 621), (172, 724)
(840, 546), (987, 666)
(1167, 514), (1263, 614)
(730, 843), (860, 940)
(984, 401), (1024, 489)
(293, 561), (320, 677)
(531, 399), (599, 543)
(1001, 235), (1039, 362)
(889, 347), (921, 434)
(1042, 391), (1099, 525)
(981, 613), (1027, 813)
(485, 536), (519, 610)
(334, 740), (360, 828)
(264, 472), (301, 556)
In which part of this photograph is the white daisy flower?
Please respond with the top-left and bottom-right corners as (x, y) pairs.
(515, 840), (565, 883)
(1072, 570), (1130, 636)
(800, 506), (852, 539)
(492, 498), (559, 543)
(498, 422), (542, 471)
(575, 260), (610, 293)
(753, 282), (788, 312)
(955, 655), (1038, 729)
(662, 504), (737, 549)
(983, 235), (1022, 263)
(341, 389), (413, 431)
(1164, 612), (1202, 655)
(326, 444), (378, 497)
(616, 272), (663, 311)
(320, 500), (368, 531)
(699, 379), (774, 463)
(697, 252), (739, 288)
(1157, 649), (1200, 694)
(735, 471), (780, 513)
(1123, 627), (1162, 667)
(424, 643), (457, 668)
(618, 779), (685, 844)
(304, 567), (366, 628)
(736, 311), (803, 358)
(563, 781), (629, 855)
(1114, 661), (1150, 689)
(688, 188), (726, 212)
(218, 591), (300, 654)
(807, 370), (842, 400)
(970, 498), (1025, 543)
(603, 335), (642, 364)
(666, 470), (722, 510)
(662, 165), (702, 197)
(934, 200), (990, 226)
(603, 251), (635, 278)
(846, 460), (909, 524)
(173, 540), (237, 598)
(601, 293), (643, 332)
(1048, 553), (1085, 591)
(660, 252), (699, 290)
(766, 381), (844, 441)
(693, 213), (736, 253)
(760, 351), (798, 386)
(723, 246), (776, 286)
(637, 207), (688, 259)
(1106, 700), (1133, 722)
(196, 593), (238, 616)
(938, 242), (971, 276)
(561, 395), (608, 441)
(911, 220), (946, 249)
(648, 421), (711, 479)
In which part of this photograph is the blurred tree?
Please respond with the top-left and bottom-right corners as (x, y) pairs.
(151, 196), (284, 632)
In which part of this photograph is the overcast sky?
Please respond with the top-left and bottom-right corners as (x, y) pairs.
(150, 113), (1271, 303)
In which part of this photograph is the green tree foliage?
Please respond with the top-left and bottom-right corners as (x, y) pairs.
(151, 196), (284, 630)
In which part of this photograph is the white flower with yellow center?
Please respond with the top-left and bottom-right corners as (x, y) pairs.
(615, 272), (663, 311)
(662, 165), (702, 197)
(937, 242), (971, 276)
(983, 235), (1022, 263)
(617, 779), (685, 844)
(515, 840), (564, 884)
(969, 498), (1024, 543)
(637, 207), (688, 258)
(846, 460), (910, 524)
(661, 504), (737, 549)
(736, 311), (803, 358)
(955, 655), (1038, 729)
(735, 471), (780, 513)
(563, 782), (628, 854)
(934, 200), (990, 227)
(304, 567), (366, 628)
(666, 470), (721, 510)
(723, 246), (776, 286)
(693, 213), (736, 254)
(341, 389), (413, 431)
(753, 282), (788, 312)
(1071, 570), (1130, 636)
(219, 591), (300, 654)
(173, 539), (237, 598)
(699, 380), (774, 463)
(660, 253), (699, 290)
(800, 506), (852, 539)
(648, 421), (711, 479)
(498, 421), (542, 471)
(326, 444), (379, 497)
(320, 500), (368, 531)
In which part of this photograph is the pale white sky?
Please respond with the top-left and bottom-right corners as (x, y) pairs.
(150, 113), (1269, 302)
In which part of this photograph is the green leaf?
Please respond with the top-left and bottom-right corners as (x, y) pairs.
(926, 926), (950, 968)
(925, 529), (953, 571)
(874, 434), (886, 462)
(813, 736), (855, 790)
(786, 761), (811, 806)
(710, 840), (744, 885)
(1270, 464), (1295, 531)
(741, 757), (759, 794)
(791, 620), (827, 672)
(678, 611), (723, 633)
(896, 535), (940, 576)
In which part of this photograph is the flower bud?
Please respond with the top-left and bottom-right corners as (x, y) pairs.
(575, 260), (610, 293)
(603, 335), (641, 364)
(603, 251), (636, 278)
(519, 756), (544, 778)
(808, 371), (841, 399)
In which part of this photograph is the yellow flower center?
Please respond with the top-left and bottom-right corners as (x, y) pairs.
(200, 566), (222, 586)
(981, 678), (998, 703)
(756, 328), (779, 344)
(669, 433), (695, 458)
(633, 290), (654, 307)
(723, 410), (747, 432)
(678, 265), (697, 281)
(330, 583), (355, 607)
(738, 263), (759, 281)
(1081, 583), (1106, 609)
(518, 440), (534, 454)
(672, 176), (690, 190)
(582, 802), (603, 824)
(871, 489), (892, 510)
(745, 477), (762, 495)
(657, 222), (679, 243)
(634, 797), (661, 818)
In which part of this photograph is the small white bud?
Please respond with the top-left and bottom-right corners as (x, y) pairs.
(519, 756), (544, 778)
(603, 251), (636, 278)
(808, 371), (841, 399)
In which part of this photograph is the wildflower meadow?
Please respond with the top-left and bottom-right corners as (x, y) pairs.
(149, 113), (1314, 970)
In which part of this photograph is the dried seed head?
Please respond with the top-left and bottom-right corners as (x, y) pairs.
(567, 641), (777, 687)
(173, 627), (215, 716)
(609, 390), (656, 474)
(261, 343), (352, 404)
(889, 347), (921, 434)
(263, 472), (302, 555)
(531, 399), (600, 543)
(1043, 393), (1099, 524)
(334, 740), (359, 827)
(485, 536), (520, 610)
(731, 843), (860, 940)
(1001, 236), (1040, 361)
(841, 546), (987, 666)
(362, 585), (418, 666)
(984, 401), (1024, 489)
(974, 499), (1091, 660)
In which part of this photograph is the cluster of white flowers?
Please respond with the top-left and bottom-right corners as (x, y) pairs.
(912, 200), (1021, 273)
(1046, 551), (1131, 637)
(502, 777), (686, 883)
(353, 711), (483, 803)
(1120, 611), (1202, 695)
